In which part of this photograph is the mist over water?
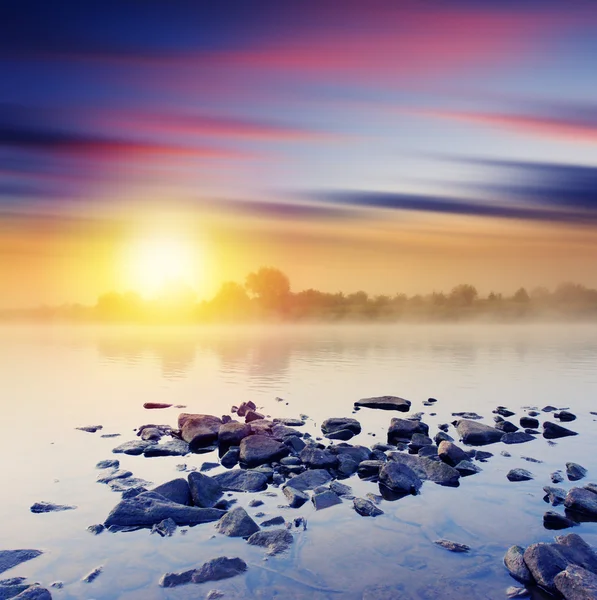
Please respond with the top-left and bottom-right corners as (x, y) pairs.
(2, 323), (597, 599)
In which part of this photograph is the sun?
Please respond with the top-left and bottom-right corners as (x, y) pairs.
(125, 235), (198, 297)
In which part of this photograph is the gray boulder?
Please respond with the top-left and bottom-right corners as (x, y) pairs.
(239, 435), (288, 467)
(104, 491), (225, 528)
(355, 396), (411, 411)
(438, 441), (469, 466)
(321, 418), (361, 440)
(282, 486), (308, 508)
(220, 447), (240, 469)
(501, 432), (536, 445)
(299, 446), (338, 469)
(504, 545), (533, 584)
(507, 469), (534, 482)
(353, 498), (384, 517)
(555, 564), (597, 599)
(567, 463), (588, 482)
(456, 420), (503, 445)
(0, 550), (42, 575)
(387, 418), (429, 443)
(286, 469), (332, 491)
(152, 479), (192, 505)
(544, 511), (577, 530)
(178, 413), (222, 449)
(565, 488), (597, 517)
(543, 422), (578, 440)
(523, 543), (569, 592)
(188, 472), (223, 508)
(11, 587), (51, 600)
(544, 486), (567, 506)
(218, 422), (251, 447)
(112, 439), (156, 455)
(379, 462), (422, 495)
(144, 439), (190, 457)
(312, 490), (342, 510)
(212, 469), (268, 492)
(215, 507), (259, 537)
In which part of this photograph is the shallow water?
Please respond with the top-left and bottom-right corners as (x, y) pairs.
(2, 323), (597, 599)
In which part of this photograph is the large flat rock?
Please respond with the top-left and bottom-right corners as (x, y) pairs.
(456, 419), (504, 446)
(355, 396), (411, 411)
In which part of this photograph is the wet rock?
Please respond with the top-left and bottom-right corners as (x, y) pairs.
(501, 432), (536, 445)
(555, 564), (597, 599)
(521, 456), (542, 464)
(109, 477), (151, 493)
(409, 433), (433, 451)
(366, 492), (383, 504)
(245, 410), (265, 423)
(104, 491), (225, 528)
(556, 533), (597, 573)
(200, 462), (219, 472)
(418, 445), (439, 459)
(312, 490), (341, 510)
(280, 456), (301, 466)
(159, 569), (195, 587)
(504, 545), (534, 584)
(282, 486), (308, 508)
(82, 566), (102, 583)
(160, 557), (247, 587)
(507, 469), (534, 482)
(494, 407), (516, 417)
(96, 459), (119, 469)
(555, 411), (577, 422)
(299, 446), (338, 469)
(0, 550), (42, 575)
(452, 412), (483, 420)
(212, 469), (268, 493)
(151, 478), (191, 506)
(87, 524), (105, 535)
(523, 543), (569, 592)
(543, 422), (578, 440)
(520, 417), (539, 429)
(333, 445), (372, 463)
(143, 402), (172, 409)
(140, 427), (163, 441)
(248, 499), (263, 508)
(355, 396), (411, 411)
(455, 460), (482, 476)
(247, 529), (293, 555)
(240, 435), (289, 467)
(215, 507), (259, 537)
(113, 439), (155, 455)
(358, 460), (385, 479)
(552, 471), (565, 484)
(567, 463), (588, 482)
(11, 587), (51, 599)
(220, 447), (240, 469)
(585, 483), (597, 495)
(438, 441), (469, 466)
(496, 421), (519, 433)
(178, 414), (222, 449)
(286, 469), (332, 491)
(213, 499), (237, 511)
(218, 422), (251, 447)
(151, 517), (177, 537)
(434, 431), (454, 445)
(353, 498), (384, 517)
(30, 502), (76, 513)
(144, 439), (190, 457)
(544, 511), (577, 530)
(565, 488), (597, 517)
(260, 516), (285, 527)
(0, 581), (31, 598)
(506, 586), (530, 598)
(96, 469), (132, 484)
(76, 425), (102, 433)
(330, 481), (353, 497)
(434, 539), (470, 552)
(379, 462), (422, 495)
(474, 450), (493, 462)
(237, 401), (257, 417)
(336, 455), (359, 477)
(273, 418), (304, 427)
(456, 419), (503, 445)
(284, 435), (306, 453)
(543, 406), (558, 412)
(544, 486), (567, 506)
(321, 417), (361, 439)
(502, 451), (512, 457)
(387, 418), (429, 443)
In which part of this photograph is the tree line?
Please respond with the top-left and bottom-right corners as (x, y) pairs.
(4, 267), (597, 323)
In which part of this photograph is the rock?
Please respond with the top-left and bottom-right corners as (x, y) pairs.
(567, 463), (588, 481)
(556, 533), (597, 573)
(586, 483), (597, 495)
(104, 491), (225, 528)
(245, 410), (265, 423)
(273, 418), (304, 427)
(284, 436), (306, 453)
(192, 557), (247, 584)
(353, 498), (384, 516)
(336, 455), (359, 477)
(248, 499), (263, 508)
(452, 412), (483, 420)
(456, 420), (503, 445)
(143, 402), (172, 409)
(109, 477), (151, 492)
(418, 445), (439, 459)
(97, 469), (133, 484)
(387, 418), (429, 443)
(474, 450), (493, 462)
(144, 439), (190, 457)
(0, 550), (42, 575)
(200, 462), (219, 472)
(544, 511), (577, 530)
(523, 543), (569, 592)
(299, 446), (338, 469)
(207, 590), (224, 600)
(362, 584), (403, 600)
(286, 469), (332, 491)
(422, 459), (461, 486)
(159, 569), (195, 587)
(96, 459), (119, 469)
(330, 481), (353, 497)
(507, 469), (534, 482)
(552, 471), (565, 484)
(544, 486), (567, 506)
(215, 507), (259, 537)
(434, 539), (470, 552)
(113, 439), (156, 455)
(355, 396), (411, 411)
(237, 401), (256, 417)
(312, 490), (342, 510)
(178, 414), (223, 449)
(543, 406), (558, 412)
(151, 518), (178, 537)
(282, 486), (309, 508)
(358, 460), (385, 479)
(334, 445), (373, 463)
(240, 435), (289, 467)
(494, 407), (516, 417)
(260, 516), (285, 527)
(501, 432), (536, 445)
(438, 441), (469, 466)
(506, 586), (530, 598)
(87, 524), (105, 535)
(378, 462), (422, 495)
(76, 425), (102, 433)
(151, 478), (191, 506)
(82, 566), (102, 583)
(0, 582), (30, 598)
(409, 433), (433, 451)
(520, 417), (539, 429)
(321, 418), (361, 440)
(247, 529), (293, 555)
(212, 469), (268, 493)
(504, 545), (534, 584)
(220, 448), (240, 469)
(101, 433), (121, 438)
(555, 564), (597, 599)
(521, 456), (542, 463)
(496, 421), (519, 433)
(455, 460), (482, 476)
(218, 422), (252, 447)
(543, 422), (578, 439)
(280, 456), (301, 466)
(555, 411), (577, 422)
(140, 427), (163, 441)
(565, 488), (597, 517)
(30, 502), (76, 513)
(11, 587), (51, 600)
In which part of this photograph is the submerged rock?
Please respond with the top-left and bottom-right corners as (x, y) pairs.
(0, 550), (42, 575)
(215, 507), (259, 537)
(543, 511), (577, 530)
(97, 469), (133, 484)
(30, 502), (76, 513)
(159, 557), (247, 587)
(456, 420), (503, 446)
(82, 566), (103, 583)
(212, 469), (268, 493)
(151, 518), (177, 537)
(112, 439), (156, 456)
(96, 459), (119, 469)
(76, 425), (102, 433)
(434, 539), (470, 553)
(87, 524), (105, 535)
(353, 498), (384, 517)
(247, 529), (293, 555)
(544, 486), (567, 506)
(355, 396), (411, 411)
(104, 491), (225, 528)
(543, 422), (578, 440)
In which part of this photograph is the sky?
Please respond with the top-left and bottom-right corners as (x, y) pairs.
(2, 0), (597, 307)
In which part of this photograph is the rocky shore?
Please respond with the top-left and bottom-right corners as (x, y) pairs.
(4, 395), (595, 598)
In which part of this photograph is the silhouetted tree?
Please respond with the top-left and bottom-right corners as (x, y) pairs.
(513, 287), (530, 303)
(449, 284), (478, 307)
(245, 267), (290, 312)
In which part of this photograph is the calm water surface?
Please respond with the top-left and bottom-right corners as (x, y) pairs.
(2, 324), (597, 599)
